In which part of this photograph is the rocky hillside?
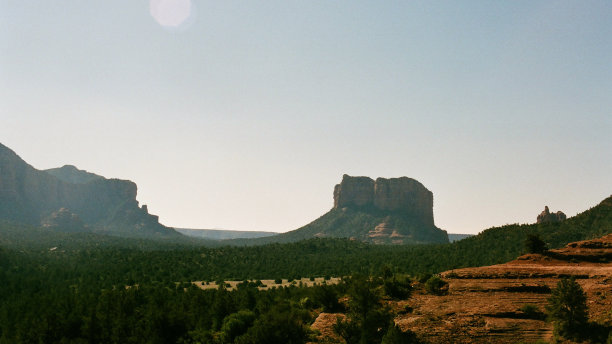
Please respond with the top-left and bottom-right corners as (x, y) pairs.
(0, 143), (178, 237)
(399, 235), (612, 343)
(313, 234), (612, 343)
(238, 174), (448, 245)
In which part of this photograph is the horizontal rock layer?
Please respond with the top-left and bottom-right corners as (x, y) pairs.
(333, 174), (434, 226)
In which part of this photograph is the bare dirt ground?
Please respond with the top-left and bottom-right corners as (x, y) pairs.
(192, 277), (342, 291)
(311, 313), (346, 343)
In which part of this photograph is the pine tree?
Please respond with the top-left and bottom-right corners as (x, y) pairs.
(525, 234), (547, 254)
(546, 277), (588, 338)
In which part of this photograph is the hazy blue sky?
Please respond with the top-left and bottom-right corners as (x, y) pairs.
(1, 1), (611, 234)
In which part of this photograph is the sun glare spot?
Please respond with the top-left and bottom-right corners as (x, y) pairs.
(150, 0), (192, 27)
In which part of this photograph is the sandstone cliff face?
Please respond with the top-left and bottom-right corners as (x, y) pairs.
(374, 177), (434, 225)
(0, 143), (177, 237)
(333, 174), (434, 226)
(536, 206), (566, 224)
(333, 175), (375, 208)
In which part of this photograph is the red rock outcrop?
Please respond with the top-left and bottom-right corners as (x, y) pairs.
(396, 235), (612, 343)
(333, 175), (374, 208)
(536, 206), (566, 224)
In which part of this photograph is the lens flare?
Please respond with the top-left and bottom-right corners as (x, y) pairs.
(150, 0), (192, 27)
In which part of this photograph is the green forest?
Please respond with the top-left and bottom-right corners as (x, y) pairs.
(0, 196), (610, 343)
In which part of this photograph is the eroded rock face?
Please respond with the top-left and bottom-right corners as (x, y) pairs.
(333, 175), (374, 208)
(333, 174), (434, 225)
(374, 177), (434, 225)
(0, 142), (177, 237)
(536, 206), (566, 224)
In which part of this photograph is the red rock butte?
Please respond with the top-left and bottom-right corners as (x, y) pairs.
(333, 174), (435, 226)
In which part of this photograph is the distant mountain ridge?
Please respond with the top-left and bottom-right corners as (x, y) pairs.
(448, 233), (474, 242)
(0, 143), (178, 237)
(232, 174), (449, 245)
(176, 228), (277, 240)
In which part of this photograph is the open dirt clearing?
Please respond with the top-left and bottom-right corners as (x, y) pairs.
(192, 277), (342, 291)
